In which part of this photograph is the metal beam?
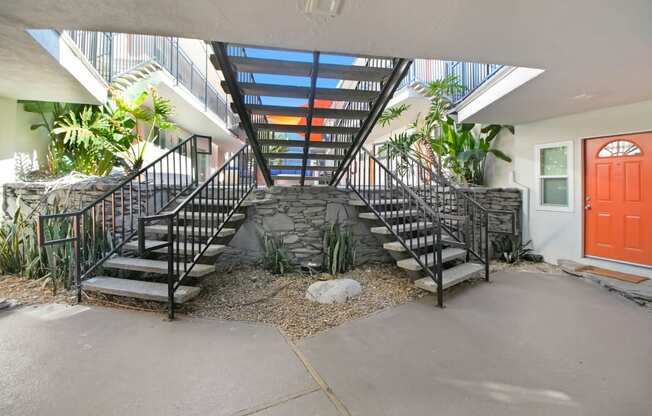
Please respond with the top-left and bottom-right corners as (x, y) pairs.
(300, 52), (320, 186)
(252, 123), (358, 135)
(330, 59), (414, 186)
(210, 42), (273, 186)
(245, 104), (370, 120)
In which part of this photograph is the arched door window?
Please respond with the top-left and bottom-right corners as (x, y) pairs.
(598, 140), (642, 157)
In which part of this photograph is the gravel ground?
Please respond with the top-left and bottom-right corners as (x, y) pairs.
(0, 275), (76, 307)
(186, 264), (424, 340)
(2, 260), (562, 339)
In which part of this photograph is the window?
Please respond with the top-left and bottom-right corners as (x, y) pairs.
(535, 141), (573, 211)
(598, 140), (641, 157)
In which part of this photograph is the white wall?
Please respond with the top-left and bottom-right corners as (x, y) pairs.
(488, 99), (652, 273)
(0, 97), (50, 183)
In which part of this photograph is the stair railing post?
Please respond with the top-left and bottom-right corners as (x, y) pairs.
(137, 217), (145, 256)
(192, 135), (199, 186)
(484, 210), (490, 282)
(436, 221), (444, 308)
(167, 217), (175, 319)
(175, 38), (179, 86)
(107, 32), (114, 82)
(73, 213), (82, 302)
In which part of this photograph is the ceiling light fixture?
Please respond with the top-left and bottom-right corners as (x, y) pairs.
(305, 0), (342, 17)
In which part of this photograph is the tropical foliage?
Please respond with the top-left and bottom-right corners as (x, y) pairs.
(23, 88), (175, 176)
(0, 202), (73, 291)
(377, 75), (512, 185)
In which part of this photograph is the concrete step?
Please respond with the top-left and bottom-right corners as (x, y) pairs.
(396, 247), (466, 272)
(103, 257), (215, 277)
(383, 234), (462, 252)
(83, 276), (200, 303)
(189, 198), (269, 207)
(348, 198), (409, 207)
(144, 224), (236, 238)
(167, 211), (245, 223)
(123, 240), (226, 256)
(414, 262), (485, 292)
(370, 221), (434, 235)
(358, 209), (419, 220)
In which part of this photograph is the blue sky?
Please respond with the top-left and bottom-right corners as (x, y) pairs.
(245, 48), (354, 107)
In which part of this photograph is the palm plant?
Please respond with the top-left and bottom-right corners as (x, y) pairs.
(53, 105), (131, 176)
(378, 76), (464, 174)
(457, 124), (513, 184)
(377, 75), (512, 185)
(113, 88), (175, 171)
(21, 101), (84, 174)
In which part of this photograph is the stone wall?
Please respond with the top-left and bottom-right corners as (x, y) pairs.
(221, 186), (392, 268)
(2, 173), (127, 220)
(457, 187), (522, 236)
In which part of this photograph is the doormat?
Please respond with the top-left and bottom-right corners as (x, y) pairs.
(576, 266), (649, 284)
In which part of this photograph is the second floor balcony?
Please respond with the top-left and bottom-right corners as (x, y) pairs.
(65, 30), (237, 128)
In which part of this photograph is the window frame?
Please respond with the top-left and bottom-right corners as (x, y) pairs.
(534, 141), (574, 212)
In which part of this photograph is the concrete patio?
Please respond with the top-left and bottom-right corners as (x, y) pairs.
(1, 270), (650, 416)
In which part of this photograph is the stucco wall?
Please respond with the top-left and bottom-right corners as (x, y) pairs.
(0, 97), (50, 208)
(487, 98), (652, 273)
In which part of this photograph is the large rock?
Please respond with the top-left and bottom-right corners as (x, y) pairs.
(305, 278), (362, 304)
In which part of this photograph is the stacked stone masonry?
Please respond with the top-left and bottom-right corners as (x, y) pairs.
(222, 186), (392, 268)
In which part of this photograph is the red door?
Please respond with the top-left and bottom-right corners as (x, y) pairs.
(584, 132), (652, 266)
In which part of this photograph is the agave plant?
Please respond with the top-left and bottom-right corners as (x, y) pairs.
(258, 233), (293, 275)
(492, 235), (533, 264)
(322, 223), (356, 275)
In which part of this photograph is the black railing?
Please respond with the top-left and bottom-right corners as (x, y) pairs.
(396, 59), (504, 103)
(347, 148), (445, 307)
(38, 134), (212, 300)
(381, 149), (518, 276)
(137, 144), (256, 318)
(64, 30), (236, 126)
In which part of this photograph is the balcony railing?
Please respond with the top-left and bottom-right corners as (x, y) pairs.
(65, 30), (236, 126)
(397, 59), (503, 103)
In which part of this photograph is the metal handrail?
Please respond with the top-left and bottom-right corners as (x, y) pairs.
(348, 147), (445, 306)
(38, 134), (211, 300)
(136, 144), (257, 318)
(388, 148), (518, 236)
(382, 148), (518, 281)
(395, 59), (503, 104)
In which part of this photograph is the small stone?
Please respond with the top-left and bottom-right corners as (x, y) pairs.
(283, 234), (299, 244)
(305, 278), (362, 304)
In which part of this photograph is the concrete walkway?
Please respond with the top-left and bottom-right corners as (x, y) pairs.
(300, 271), (652, 416)
(1, 271), (651, 415)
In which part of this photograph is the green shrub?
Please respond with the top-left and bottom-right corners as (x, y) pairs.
(22, 87), (175, 177)
(0, 204), (42, 278)
(322, 224), (356, 275)
(0, 201), (75, 291)
(258, 233), (293, 275)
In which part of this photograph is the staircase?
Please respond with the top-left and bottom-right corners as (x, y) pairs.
(39, 135), (260, 318)
(346, 148), (516, 305)
(210, 42), (412, 187)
